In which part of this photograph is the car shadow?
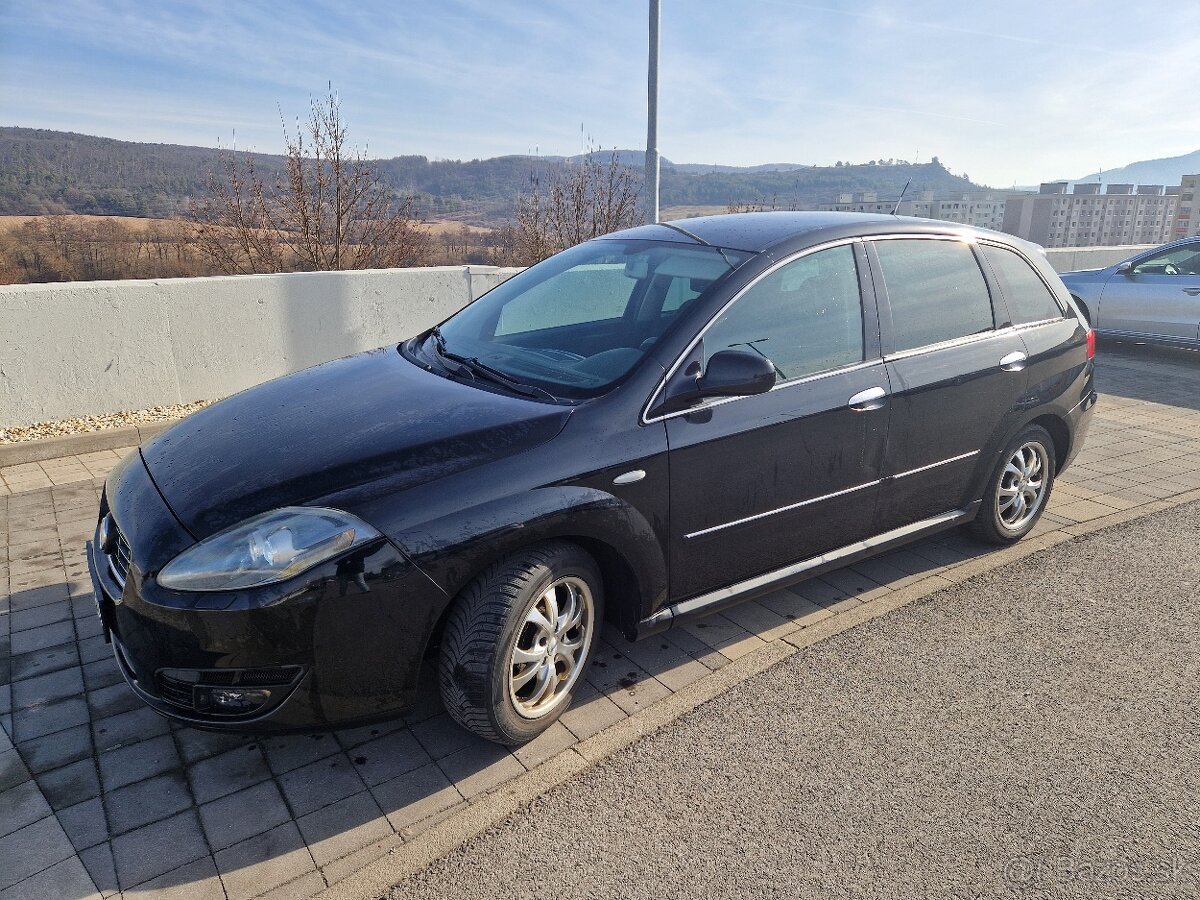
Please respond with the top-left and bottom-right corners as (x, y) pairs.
(1094, 339), (1200, 412)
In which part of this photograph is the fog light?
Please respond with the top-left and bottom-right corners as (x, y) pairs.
(194, 686), (272, 714)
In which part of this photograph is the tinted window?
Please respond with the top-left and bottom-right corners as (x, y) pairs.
(435, 239), (751, 398)
(874, 239), (994, 352)
(981, 244), (1063, 324)
(704, 245), (863, 381)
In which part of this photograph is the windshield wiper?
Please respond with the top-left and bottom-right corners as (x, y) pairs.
(428, 327), (558, 402)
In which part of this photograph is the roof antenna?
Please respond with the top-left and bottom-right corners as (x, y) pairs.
(891, 177), (911, 216)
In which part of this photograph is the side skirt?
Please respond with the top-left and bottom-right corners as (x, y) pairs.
(634, 501), (981, 638)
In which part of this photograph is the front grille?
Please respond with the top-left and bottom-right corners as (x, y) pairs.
(108, 523), (131, 591)
(155, 673), (195, 707)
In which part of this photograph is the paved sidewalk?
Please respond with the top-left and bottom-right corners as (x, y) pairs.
(1, 342), (1199, 899)
(392, 498), (1200, 900)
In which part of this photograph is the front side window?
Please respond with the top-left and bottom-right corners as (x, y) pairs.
(874, 239), (994, 353)
(703, 244), (864, 382)
(981, 244), (1064, 324)
(432, 240), (752, 398)
(1132, 242), (1200, 275)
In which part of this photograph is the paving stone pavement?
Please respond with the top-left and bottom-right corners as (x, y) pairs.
(2, 340), (1199, 899)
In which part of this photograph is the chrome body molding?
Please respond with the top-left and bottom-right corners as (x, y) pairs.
(641, 504), (979, 631)
(684, 480), (882, 540)
(686, 450), (981, 538)
(892, 450), (981, 480)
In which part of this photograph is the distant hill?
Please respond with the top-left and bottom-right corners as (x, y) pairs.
(0, 126), (986, 223)
(1071, 149), (1200, 188)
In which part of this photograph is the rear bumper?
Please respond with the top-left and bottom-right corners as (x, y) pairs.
(1062, 387), (1099, 472)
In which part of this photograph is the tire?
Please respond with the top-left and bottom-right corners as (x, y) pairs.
(438, 541), (604, 745)
(969, 425), (1056, 545)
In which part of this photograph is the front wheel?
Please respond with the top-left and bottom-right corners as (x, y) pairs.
(969, 426), (1056, 545)
(438, 541), (604, 745)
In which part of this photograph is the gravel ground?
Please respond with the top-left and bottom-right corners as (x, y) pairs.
(394, 503), (1200, 900)
(0, 399), (213, 443)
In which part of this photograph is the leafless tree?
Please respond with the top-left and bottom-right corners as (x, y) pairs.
(514, 145), (642, 264)
(190, 88), (428, 274)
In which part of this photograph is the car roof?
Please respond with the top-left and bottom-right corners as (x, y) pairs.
(603, 210), (1037, 257)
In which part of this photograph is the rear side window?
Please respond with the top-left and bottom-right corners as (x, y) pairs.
(981, 244), (1063, 324)
(874, 239), (994, 353)
(704, 244), (863, 382)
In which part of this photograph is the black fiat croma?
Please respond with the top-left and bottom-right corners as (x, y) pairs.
(88, 212), (1097, 745)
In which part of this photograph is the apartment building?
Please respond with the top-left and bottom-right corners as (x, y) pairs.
(1171, 174), (1199, 239)
(816, 191), (1007, 231)
(1002, 182), (1179, 248)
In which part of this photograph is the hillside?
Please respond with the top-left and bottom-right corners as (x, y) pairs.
(1072, 148), (1200, 188)
(0, 126), (985, 223)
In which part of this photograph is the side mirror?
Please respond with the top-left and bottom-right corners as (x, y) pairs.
(1117, 261), (1134, 276)
(696, 349), (777, 397)
(654, 349), (777, 416)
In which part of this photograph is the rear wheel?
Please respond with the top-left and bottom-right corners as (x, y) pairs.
(969, 425), (1056, 545)
(438, 541), (603, 745)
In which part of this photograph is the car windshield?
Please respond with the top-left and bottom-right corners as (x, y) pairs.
(427, 239), (753, 399)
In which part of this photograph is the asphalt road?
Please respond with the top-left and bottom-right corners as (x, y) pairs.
(392, 502), (1200, 899)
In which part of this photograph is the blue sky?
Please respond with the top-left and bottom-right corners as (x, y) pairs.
(2, 0), (1198, 187)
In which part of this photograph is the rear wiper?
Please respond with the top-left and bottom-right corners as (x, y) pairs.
(428, 327), (558, 402)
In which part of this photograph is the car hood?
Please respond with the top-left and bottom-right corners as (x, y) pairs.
(1060, 268), (1106, 279)
(142, 347), (572, 539)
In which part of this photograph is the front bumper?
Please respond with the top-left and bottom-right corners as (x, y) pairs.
(89, 452), (451, 732)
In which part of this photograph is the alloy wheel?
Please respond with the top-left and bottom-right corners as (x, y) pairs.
(508, 576), (595, 719)
(997, 441), (1050, 531)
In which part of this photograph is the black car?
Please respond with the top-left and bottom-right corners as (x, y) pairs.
(88, 212), (1097, 745)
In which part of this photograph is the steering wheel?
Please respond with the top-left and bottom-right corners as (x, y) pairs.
(1164, 263), (1180, 276)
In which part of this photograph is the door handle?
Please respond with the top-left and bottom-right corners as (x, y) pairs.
(1184, 287), (1200, 296)
(847, 386), (887, 412)
(999, 350), (1028, 372)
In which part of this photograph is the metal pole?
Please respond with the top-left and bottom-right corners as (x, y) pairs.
(645, 0), (660, 224)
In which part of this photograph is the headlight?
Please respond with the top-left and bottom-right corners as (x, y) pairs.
(157, 507), (382, 592)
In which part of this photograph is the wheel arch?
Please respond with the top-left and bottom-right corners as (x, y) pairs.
(409, 486), (668, 656)
(1028, 413), (1071, 474)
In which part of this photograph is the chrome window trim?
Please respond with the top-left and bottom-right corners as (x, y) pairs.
(641, 236), (868, 426)
(892, 449), (980, 479)
(883, 325), (1016, 363)
(647, 358), (883, 424)
(685, 479), (881, 540)
(1013, 317), (1068, 332)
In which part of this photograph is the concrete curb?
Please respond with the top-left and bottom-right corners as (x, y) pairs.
(0, 422), (168, 466)
(313, 487), (1200, 900)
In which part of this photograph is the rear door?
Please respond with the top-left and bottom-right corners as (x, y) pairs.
(1100, 241), (1200, 342)
(662, 241), (890, 600)
(868, 236), (1029, 531)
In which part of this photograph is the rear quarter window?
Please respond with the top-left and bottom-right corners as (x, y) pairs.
(981, 244), (1064, 325)
(873, 239), (995, 353)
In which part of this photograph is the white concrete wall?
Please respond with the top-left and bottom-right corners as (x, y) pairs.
(0, 246), (1150, 429)
(0, 266), (520, 429)
(1042, 245), (1150, 273)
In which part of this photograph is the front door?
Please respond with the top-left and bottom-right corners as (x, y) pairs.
(1101, 241), (1200, 342)
(663, 242), (889, 600)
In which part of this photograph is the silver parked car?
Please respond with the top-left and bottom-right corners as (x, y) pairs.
(1060, 237), (1200, 347)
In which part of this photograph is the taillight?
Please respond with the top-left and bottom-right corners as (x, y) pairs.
(1086, 328), (1096, 359)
